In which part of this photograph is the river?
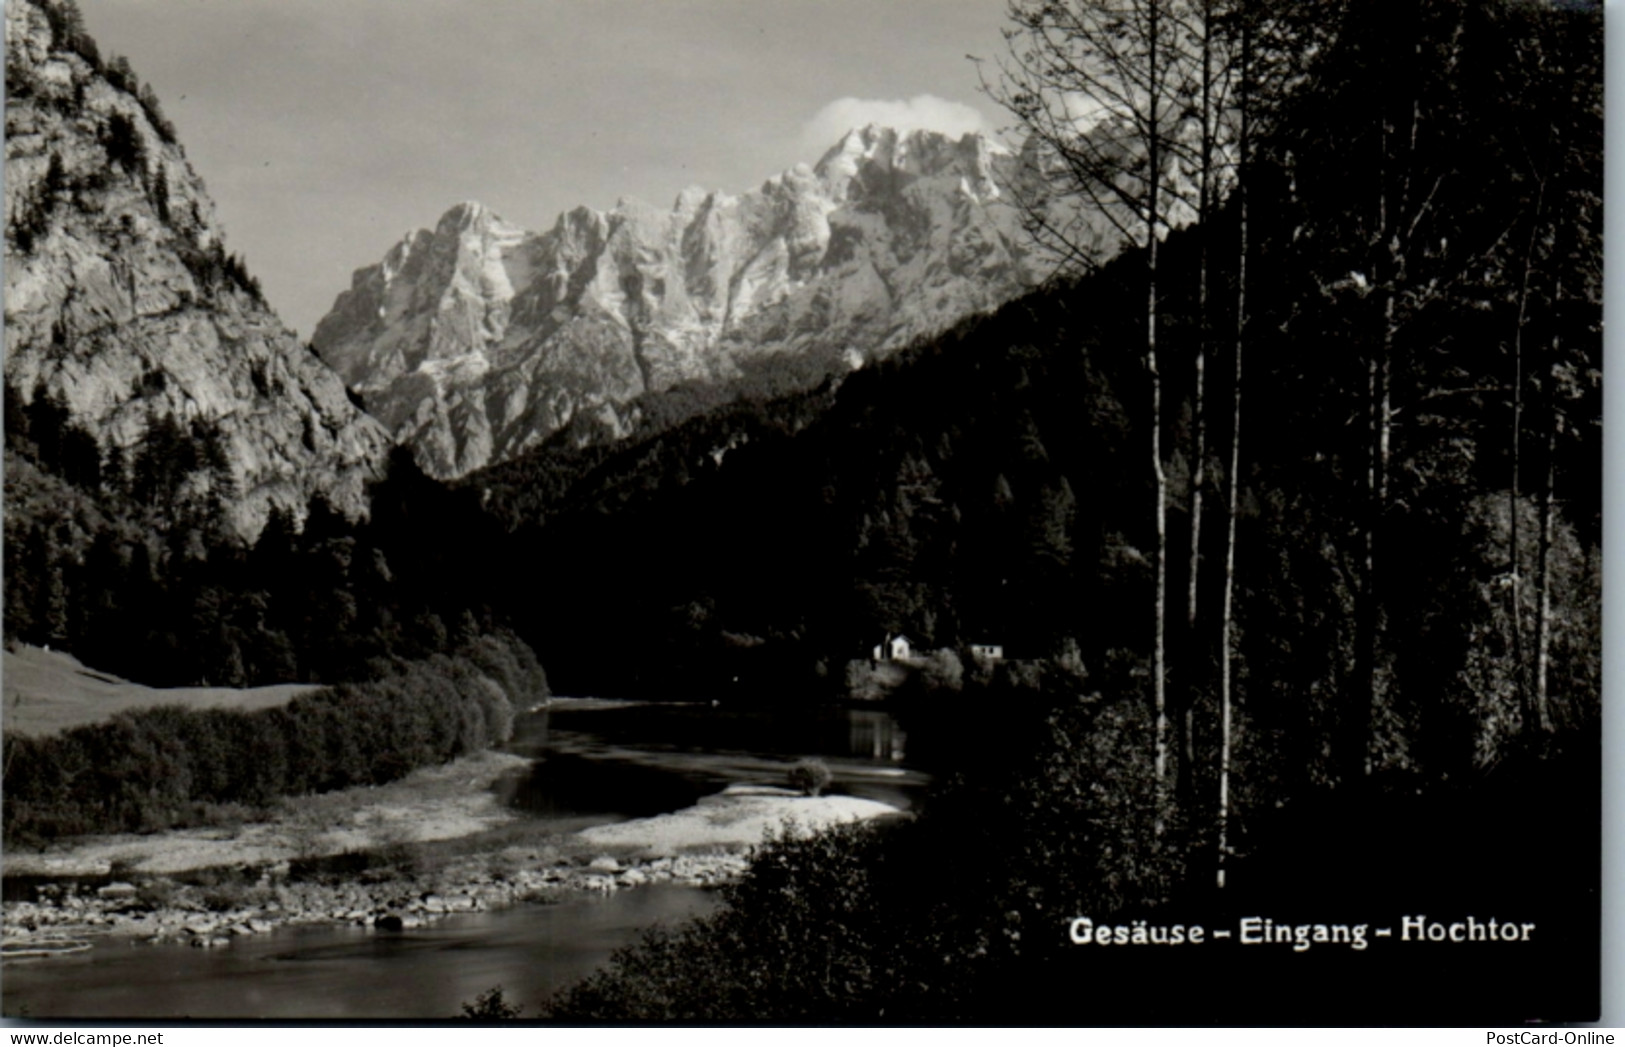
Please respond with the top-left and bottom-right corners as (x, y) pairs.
(2, 886), (718, 1020)
(2, 701), (921, 1019)
(499, 699), (920, 818)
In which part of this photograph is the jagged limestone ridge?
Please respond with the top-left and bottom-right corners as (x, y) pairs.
(312, 124), (1033, 479)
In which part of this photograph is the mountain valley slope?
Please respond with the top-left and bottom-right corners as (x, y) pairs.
(4, 0), (392, 536)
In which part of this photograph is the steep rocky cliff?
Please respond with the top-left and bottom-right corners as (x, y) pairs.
(313, 126), (1033, 478)
(4, 0), (392, 535)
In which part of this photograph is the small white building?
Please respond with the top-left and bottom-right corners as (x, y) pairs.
(871, 634), (915, 662)
(970, 643), (1005, 663)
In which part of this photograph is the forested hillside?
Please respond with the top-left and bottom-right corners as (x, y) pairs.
(3, 0), (545, 843)
(470, 0), (1603, 793)
(474, 279), (1138, 688)
(523, 0), (1600, 1021)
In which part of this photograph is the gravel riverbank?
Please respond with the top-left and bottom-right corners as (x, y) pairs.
(2, 783), (901, 952)
(2, 850), (753, 950)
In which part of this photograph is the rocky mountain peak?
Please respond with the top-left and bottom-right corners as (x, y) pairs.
(815, 125), (1005, 199)
(311, 124), (1035, 479)
(437, 200), (505, 234)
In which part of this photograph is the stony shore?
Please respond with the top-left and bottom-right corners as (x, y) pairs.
(1, 850), (752, 951)
(2, 783), (902, 953)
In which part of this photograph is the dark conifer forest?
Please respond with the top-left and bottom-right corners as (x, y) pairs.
(1, 0), (1603, 1024)
(534, 0), (1600, 1021)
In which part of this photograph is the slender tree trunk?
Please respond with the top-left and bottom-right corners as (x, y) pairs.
(1347, 295), (1387, 784)
(1507, 184), (1544, 730)
(1150, 0), (1169, 793)
(1532, 276), (1563, 735)
(1533, 408), (1559, 734)
(1348, 26), (1418, 786)
(1361, 288), (1394, 776)
(1216, 330), (1241, 887)
(1217, 19), (1248, 887)
(1346, 75), (1387, 789)
(1509, 309), (1525, 680)
(1181, 0), (1215, 805)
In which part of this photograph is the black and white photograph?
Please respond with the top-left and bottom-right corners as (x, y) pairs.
(0, 0), (1605, 1025)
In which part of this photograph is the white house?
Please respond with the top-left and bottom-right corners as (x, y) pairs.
(970, 643), (1004, 663)
(871, 634), (915, 662)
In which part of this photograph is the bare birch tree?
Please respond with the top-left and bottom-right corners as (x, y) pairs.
(987, 0), (1204, 795)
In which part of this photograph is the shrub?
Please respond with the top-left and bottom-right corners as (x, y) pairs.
(198, 883), (249, 913)
(2, 633), (549, 844)
(786, 758), (832, 798)
(917, 648), (964, 693)
(372, 820), (420, 879)
(460, 986), (523, 1020)
(133, 879), (176, 911)
(546, 822), (886, 1021)
(844, 658), (907, 701)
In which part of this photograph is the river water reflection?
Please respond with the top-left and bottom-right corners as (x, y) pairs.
(496, 700), (922, 821)
(2, 886), (718, 1019)
(3, 702), (920, 1019)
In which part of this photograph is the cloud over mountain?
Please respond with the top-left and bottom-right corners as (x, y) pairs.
(800, 94), (992, 153)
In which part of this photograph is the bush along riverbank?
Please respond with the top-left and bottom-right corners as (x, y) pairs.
(1, 631), (546, 846)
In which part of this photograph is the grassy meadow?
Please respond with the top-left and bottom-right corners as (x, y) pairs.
(2, 644), (313, 737)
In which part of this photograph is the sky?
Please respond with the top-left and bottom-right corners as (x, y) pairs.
(75, 0), (1015, 340)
